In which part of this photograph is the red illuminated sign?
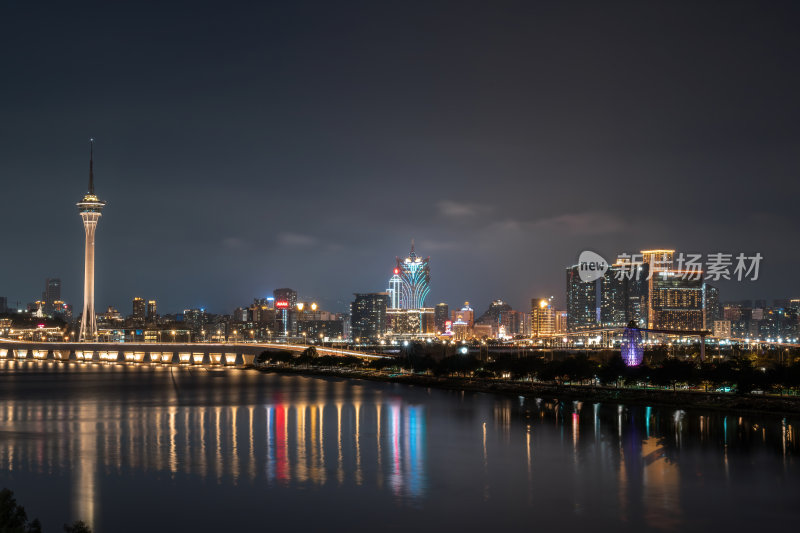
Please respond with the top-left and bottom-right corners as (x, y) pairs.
(393, 268), (399, 275)
(275, 300), (289, 309)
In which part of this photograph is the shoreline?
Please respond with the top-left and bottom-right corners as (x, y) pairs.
(256, 365), (800, 417)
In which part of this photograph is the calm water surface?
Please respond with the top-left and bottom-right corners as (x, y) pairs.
(0, 360), (797, 532)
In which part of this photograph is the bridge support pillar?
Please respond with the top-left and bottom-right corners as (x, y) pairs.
(700, 335), (706, 362)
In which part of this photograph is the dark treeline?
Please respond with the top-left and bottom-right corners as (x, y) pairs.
(0, 488), (91, 533)
(257, 348), (800, 396)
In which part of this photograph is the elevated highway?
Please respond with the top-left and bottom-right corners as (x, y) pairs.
(0, 338), (387, 365)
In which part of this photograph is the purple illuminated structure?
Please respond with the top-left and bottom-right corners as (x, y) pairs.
(621, 321), (643, 366)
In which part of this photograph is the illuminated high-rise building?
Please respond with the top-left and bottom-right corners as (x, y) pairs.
(600, 259), (648, 328)
(273, 288), (298, 308)
(273, 288), (298, 336)
(387, 268), (403, 309)
(350, 293), (388, 341)
(638, 249), (707, 331)
(146, 300), (157, 321)
(554, 310), (568, 334)
(641, 249), (673, 329)
(434, 303), (449, 333)
(531, 298), (555, 337)
(566, 265), (597, 332)
(705, 284), (720, 328)
(77, 140), (105, 341)
(451, 302), (474, 327)
(396, 241), (430, 310)
(132, 297), (146, 320)
(649, 271), (705, 330)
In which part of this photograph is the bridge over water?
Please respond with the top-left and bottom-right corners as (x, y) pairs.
(0, 339), (387, 365)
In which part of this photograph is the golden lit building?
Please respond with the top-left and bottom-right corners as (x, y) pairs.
(530, 298), (555, 337)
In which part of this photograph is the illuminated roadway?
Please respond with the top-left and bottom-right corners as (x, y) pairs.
(0, 338), (388, 364)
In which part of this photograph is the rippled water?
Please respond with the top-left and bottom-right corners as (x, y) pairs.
(0, 360), (797, 532)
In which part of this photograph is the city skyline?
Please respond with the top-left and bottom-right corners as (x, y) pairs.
(2, 4), (799, 533)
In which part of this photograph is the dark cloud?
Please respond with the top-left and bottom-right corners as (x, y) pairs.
(1, 0), (799, 314)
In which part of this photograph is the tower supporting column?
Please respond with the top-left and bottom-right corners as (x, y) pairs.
(77, 139), (105, 342)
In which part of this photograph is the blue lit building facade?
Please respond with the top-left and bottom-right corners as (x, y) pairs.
(397, 243), (430, 310)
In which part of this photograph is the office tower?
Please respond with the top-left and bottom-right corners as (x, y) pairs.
(396, 241), (430, 309)
(132, 297), (146, 320)
(77, 140), (105, 341)
(566, 265), (597, 332)
(531, 298), (555, 337)
(147, 300), (157, 321)
(434, 303), (449, 333)
(350, 293), (388, 341)
(0, 297), (7, 314)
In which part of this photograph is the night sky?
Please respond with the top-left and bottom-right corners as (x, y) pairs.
(1, 0), (799, 315)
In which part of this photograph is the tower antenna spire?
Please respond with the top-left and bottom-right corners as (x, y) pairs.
(410, 238), (415, 256)
(88, 138), (95, 194)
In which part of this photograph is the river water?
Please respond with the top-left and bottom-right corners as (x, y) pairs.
(0, 360), (797, 532)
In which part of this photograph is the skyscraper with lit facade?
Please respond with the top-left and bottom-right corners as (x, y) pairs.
(649, 271), (705, 331)
(566, 265), (597, 332)
(350, 293), (388, 341)
(132, 297), (146, 320)
(77, 140), (105, 341)
(146, 300), (157, 322)
(531, 298), (555, 337)
(397, 241), (430, 310)
(600, 260), (648, 328)
(387, 269), (402, 309)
